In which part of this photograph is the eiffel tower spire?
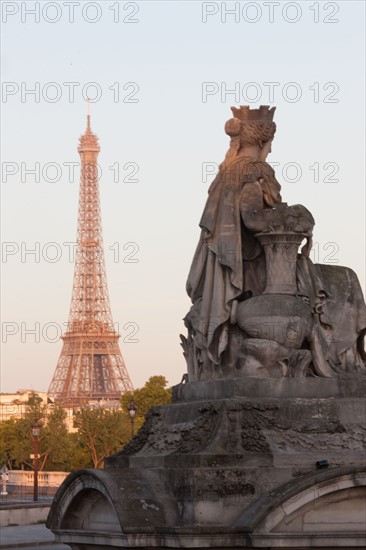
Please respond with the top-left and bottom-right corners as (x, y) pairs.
(48, 109), (134, 406)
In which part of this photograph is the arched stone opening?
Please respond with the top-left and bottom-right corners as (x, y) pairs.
(271, 486), (366, 534)
(248, 471), (366, 547)
(61, 488), (121, 532)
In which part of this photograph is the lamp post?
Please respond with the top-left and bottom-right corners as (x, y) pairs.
(0, 467), (9, 496)
(31, 420), (42, 502)
(127, 401), (137, 438)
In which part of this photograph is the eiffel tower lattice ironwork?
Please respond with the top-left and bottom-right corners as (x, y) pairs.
(48, 110), (134, 406)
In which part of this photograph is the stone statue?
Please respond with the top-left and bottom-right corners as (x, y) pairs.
(182, 105), (366, 381)
(47, 106), (366, 549)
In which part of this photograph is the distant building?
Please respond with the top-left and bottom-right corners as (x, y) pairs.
(0, 389), (49, 422)
(0, 388), (122, 432)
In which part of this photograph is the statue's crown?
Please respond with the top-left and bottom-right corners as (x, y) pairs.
(231, 105), (275, 123)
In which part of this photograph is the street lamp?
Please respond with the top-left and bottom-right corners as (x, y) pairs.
(31, 420), (42, 502)
(0, 467), (9, 496)
(127, 401), (137, 438)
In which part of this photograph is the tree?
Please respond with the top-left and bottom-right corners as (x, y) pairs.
(23, 392), (46, 424)
(71, 377), (171, 468)
(0, 379), (173, 472)
(0, 392), (47, 470)
(0, 417), (31, 469)
(73, 407), (130, 468)
(0, 394), (74, 472)
(65, 432), (92, 470)
(40, 404), (72, 471)
(120, 375), (172, 423)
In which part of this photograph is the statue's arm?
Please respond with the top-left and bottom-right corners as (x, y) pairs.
(240, 180), (267, 232)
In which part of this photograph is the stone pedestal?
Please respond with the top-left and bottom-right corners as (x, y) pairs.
(47, 377), (366, 549)
(47, 105), (366, 548)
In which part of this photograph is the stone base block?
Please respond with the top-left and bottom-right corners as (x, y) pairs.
(47, 377), (366, 548)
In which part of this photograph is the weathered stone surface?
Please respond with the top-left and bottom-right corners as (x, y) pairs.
(184, 105), (365, 380)
(47, 106), (366, 548)
(48, 377), (366, 547)
(173, 376), (366, 402)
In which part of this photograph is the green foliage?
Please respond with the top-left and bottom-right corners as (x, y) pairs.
(66, 433), (93, 470)
(40, 404), (72, 471)
(73, 407), (130, 468)
(0, 393), (71, 471)
(0, 377), (172, 472)
(0, 417), (32, 469)
(0, 392), (47, 470)
(120, 375), (172, 421)
(23, 392), (46, 424)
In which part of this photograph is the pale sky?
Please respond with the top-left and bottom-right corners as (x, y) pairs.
(1, 1), (365, 392)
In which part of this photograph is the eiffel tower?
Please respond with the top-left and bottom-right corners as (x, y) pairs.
(48, 107), (133, 406)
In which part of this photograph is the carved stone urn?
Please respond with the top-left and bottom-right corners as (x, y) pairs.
(236, 230), (312, 350)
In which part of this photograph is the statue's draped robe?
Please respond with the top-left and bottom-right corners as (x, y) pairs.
(186, 159), (281, 364)
(186, 158), (366, 373)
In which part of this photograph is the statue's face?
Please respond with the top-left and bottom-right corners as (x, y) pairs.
(259, 139), (273, 161)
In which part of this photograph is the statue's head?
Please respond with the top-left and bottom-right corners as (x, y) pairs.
(224, 105), (276, 161)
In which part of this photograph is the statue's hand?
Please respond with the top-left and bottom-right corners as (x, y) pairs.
(301, 236), (313, 258)
(257, 204), (315, 234)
